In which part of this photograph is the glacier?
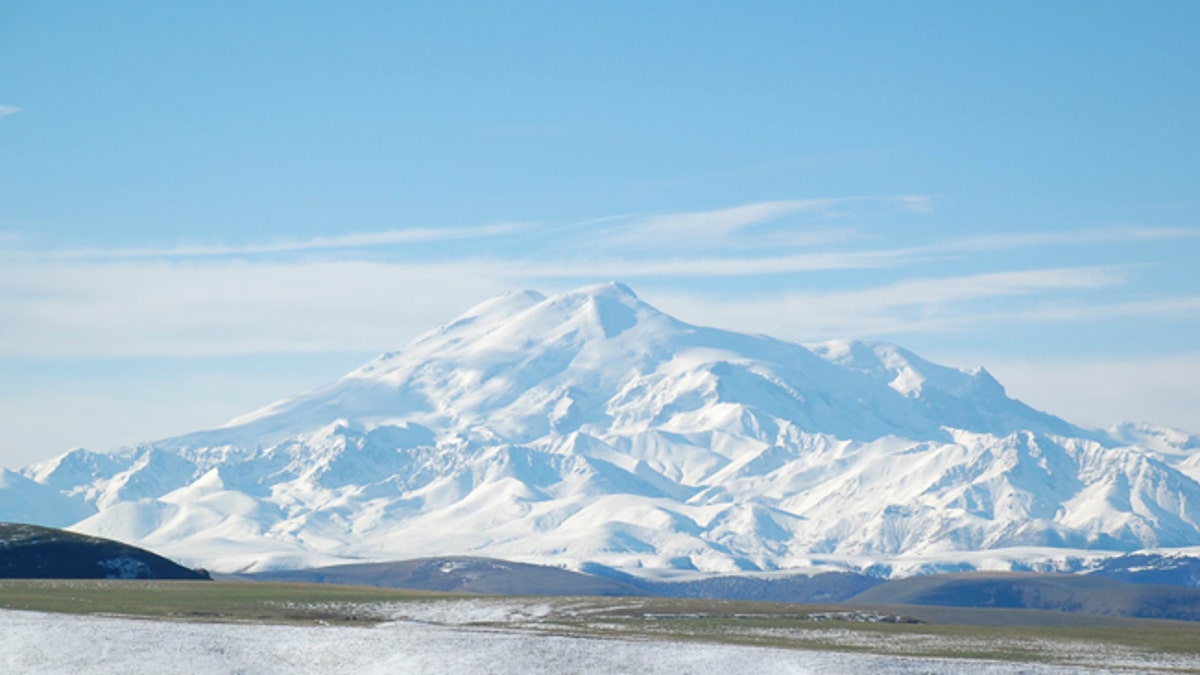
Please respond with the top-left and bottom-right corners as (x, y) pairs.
(6, 281), (1200, 576)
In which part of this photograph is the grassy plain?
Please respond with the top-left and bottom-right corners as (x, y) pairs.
(3, 580), (1200, 670)
(0, 579), (433, 625)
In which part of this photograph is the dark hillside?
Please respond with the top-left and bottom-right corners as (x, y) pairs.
(1089, 553), (1200, 587)
(849, 571), (1200, 621)
(0, 522), (209, 580)
(641, 572), (883, 603)
(244, 556), (643, 596)
(245, 557), (882, 602)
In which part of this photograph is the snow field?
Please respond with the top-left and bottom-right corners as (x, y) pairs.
(0, 609), (1103, 675)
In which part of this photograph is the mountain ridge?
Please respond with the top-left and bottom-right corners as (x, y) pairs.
(6, 282), (1200, 575)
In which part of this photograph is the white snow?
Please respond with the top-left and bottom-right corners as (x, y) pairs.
(0, 609), (1119, 674)
(5, 282), (1200, 576)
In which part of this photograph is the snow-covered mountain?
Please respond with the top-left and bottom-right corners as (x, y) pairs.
(7, 282), (1200, 575)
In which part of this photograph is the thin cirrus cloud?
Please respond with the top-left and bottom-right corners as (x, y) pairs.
(583, 195), (931, 252)
(0, 197), (1193, 358)
(21, 219), (1197, 273)
(25, 196), (926, 262)
(1010, 296), (1200, 322)
(0, 257), (1143, 358)
(627, 198), (841, 237)
(918, 225), (1200, 255)
(511, 249), (917, 279)
(0, 105), (18, 119)
(16, 195), (828, 261)
(43, 222), (532, 260)
(644, 266), (1133, 339)
(0, 259), (511, 357)
(821, 266), (1127, 308)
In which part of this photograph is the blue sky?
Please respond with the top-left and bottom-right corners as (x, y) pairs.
(2, 2), (1199, 466)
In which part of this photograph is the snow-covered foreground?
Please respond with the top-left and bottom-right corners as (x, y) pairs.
(0, 608), (1095, 675)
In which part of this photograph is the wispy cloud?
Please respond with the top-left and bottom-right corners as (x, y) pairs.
(3, 196), (925, 266)
(46, 222), (531, 260)
(583, 205), (1194, 261)
(645, 267), (1131, 339)
(1004, 296), (1200, 322)
(823, 267), (1126, 308)
(0, 105), (18, 119)
(0, 259), (510, 357)
(0, 253), (1120, 358)
(896, 194), (934, 214)
(612, 223), (1200, 281)
(984, 354), (1200, 433)
(512, 249), (914, 278)
(586, 195), (931, 252)
(630, 199), (839, 238)
(920, 225), (1199, 255)
(1, 197), (1194, 359)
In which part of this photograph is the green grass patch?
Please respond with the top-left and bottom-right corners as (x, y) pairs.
(0, 579), (443, 625)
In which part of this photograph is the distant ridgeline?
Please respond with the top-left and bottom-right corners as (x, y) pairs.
(0, 523), (209, 580)
(8, 284), (1200, 577)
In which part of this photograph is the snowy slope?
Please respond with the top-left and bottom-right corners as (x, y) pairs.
(7, 282), (1200, 574)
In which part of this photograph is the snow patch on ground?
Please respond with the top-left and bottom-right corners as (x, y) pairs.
(0, 609), (1108, 675)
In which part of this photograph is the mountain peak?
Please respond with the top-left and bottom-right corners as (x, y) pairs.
(429, 283), (645, 346)
(204, 283), (1089, 448)
(448, 288), (547, 326)
(569, 280), (639, 301)
(14, 282), (1198, 576)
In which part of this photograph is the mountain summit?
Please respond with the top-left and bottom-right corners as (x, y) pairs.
(7, 283), (1200, 575)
